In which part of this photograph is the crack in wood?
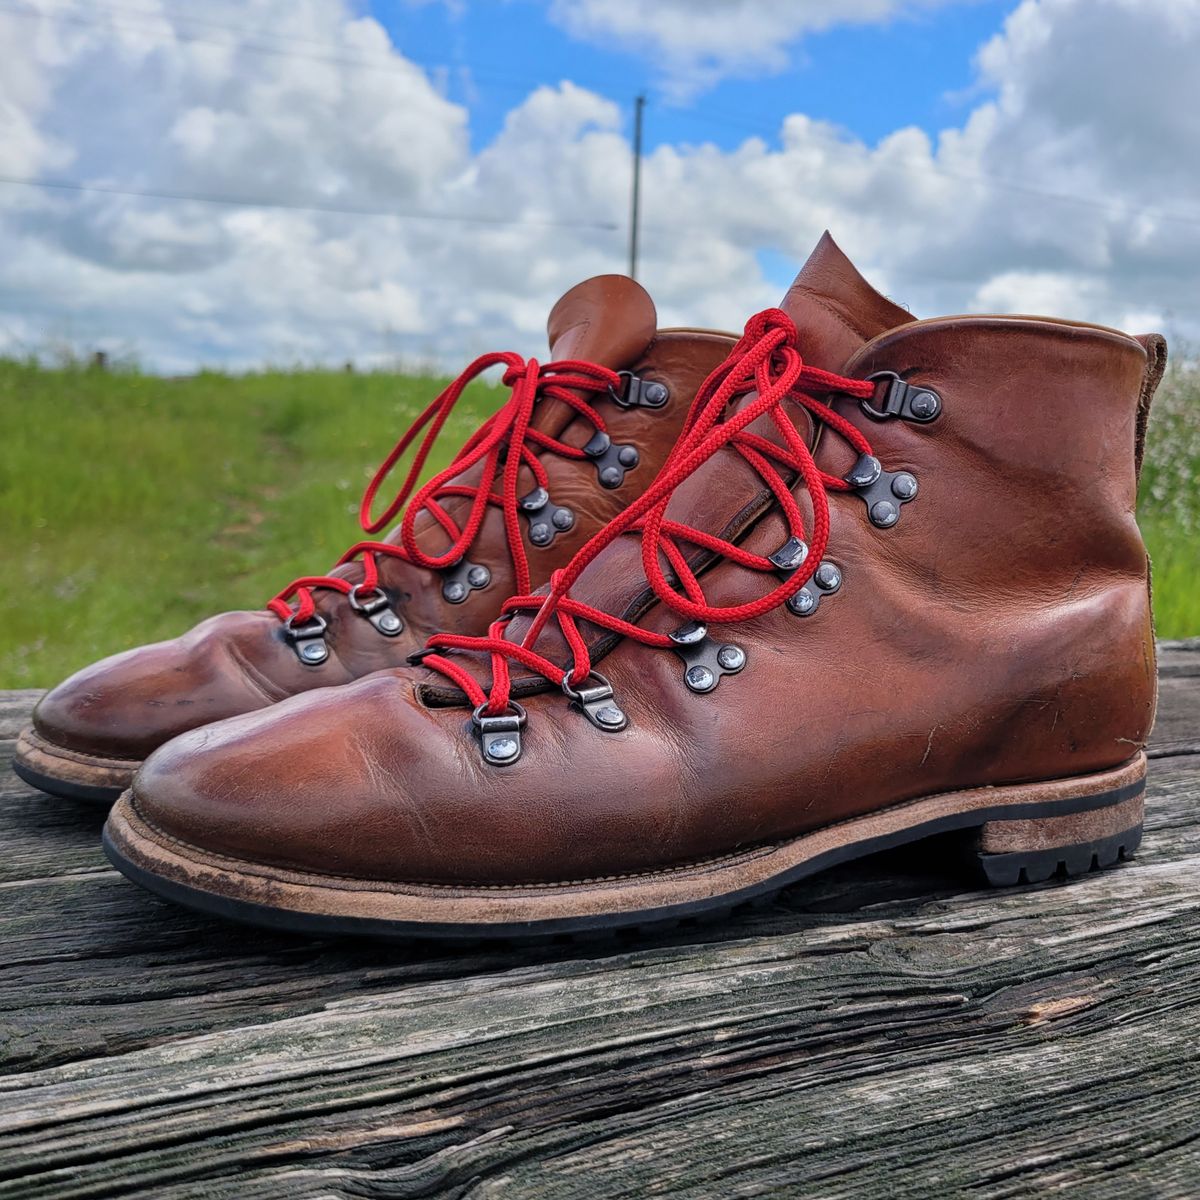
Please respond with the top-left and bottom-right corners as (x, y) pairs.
(0, 642), (1197, 1197)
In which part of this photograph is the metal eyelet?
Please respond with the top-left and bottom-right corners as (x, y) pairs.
(284, 613), (329, 665)
(845, 453), (919, 528)
(561, 670), (627, 731)
(347, 584), (404, 637)
(786, 560), (842, 617)
(441, 558), (492, 604)
(668, 622), (746, 693)
(767, 536), (809, 572)
(520, 486), (575, 548)
(769, 537), (842, 618)
(583, 430), (640, 489)
(472, 701), (527, 766)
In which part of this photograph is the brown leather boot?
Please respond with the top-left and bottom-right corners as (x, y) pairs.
(16, 276), (736, 804)
(104, 239), (1166, 940)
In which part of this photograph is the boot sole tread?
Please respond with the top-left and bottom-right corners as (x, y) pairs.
(101, 754), (1147, 942)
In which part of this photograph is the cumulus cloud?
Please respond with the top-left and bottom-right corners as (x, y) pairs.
(0, 0), (1196, 372)
(545, 0), (966, 100)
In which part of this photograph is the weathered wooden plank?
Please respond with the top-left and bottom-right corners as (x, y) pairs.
(0, 644), (1197, 1199)
(0, 694), (41, 742)
(1152, 638), (1200, 759)
(1150, 678), (1200, 760)
(1157, 637), (1200, 678)
(3, 782), (1199, 1199)
(3, 754), (1195, 1078)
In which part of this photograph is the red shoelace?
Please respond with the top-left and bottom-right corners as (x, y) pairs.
(420, 309), (876, 715)
(268, 352), (622, 628)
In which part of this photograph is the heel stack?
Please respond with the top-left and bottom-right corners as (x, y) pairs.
(975, 780), (1145, 887)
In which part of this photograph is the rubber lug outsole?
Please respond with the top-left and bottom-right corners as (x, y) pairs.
(977, 824), (1142, 886)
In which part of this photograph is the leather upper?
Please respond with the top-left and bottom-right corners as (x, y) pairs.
(127, 237), (1162, 887)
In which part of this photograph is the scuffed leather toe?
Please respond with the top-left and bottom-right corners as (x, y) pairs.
(127, 674), (444, 880)
(125, 667), (694, 887)
(32, 612), (310, 761)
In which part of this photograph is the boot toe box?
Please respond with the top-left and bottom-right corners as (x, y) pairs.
(32, 612), (295, 761)
(125, 674), (435, 881)
(123, 672), (704, 889)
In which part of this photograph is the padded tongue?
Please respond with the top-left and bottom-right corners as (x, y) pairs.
(781, 231), (915, 367)
(532, 275), (658, 436)
(547, 274), (657, 362)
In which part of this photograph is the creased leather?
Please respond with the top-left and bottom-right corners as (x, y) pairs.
(128, 244), (1162, 889)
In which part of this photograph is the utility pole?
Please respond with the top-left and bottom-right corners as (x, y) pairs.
(628, 94), (645, 280)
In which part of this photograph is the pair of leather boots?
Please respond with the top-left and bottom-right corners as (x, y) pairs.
(14, 234), (1167, 940)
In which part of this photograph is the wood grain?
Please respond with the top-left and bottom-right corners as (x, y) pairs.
(1, 645), (1198, 1198)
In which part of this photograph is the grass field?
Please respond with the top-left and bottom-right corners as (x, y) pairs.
(0, 358), (1196, 688)
(0, 362), (494, 688)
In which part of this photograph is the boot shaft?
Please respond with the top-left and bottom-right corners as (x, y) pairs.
(642, 313), (1161, 825)
(834, 314), (1160, 780)
(830, 315), (1154, 590)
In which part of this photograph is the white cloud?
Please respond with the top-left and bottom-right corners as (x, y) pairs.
(545, 0), (966, 99)
(0, 0), (1198, 373)
(971, 270), (1103, 316)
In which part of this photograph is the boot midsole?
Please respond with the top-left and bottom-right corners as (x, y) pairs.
(103, 754), (1146, 937)
(13, 727), (138, 803)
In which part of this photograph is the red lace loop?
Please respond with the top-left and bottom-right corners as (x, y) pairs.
(420, 309), (876, 715)
(267, 353), (622, 626)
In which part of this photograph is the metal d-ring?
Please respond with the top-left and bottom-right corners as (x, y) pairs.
(561, 670), (628, 732)
(347, 584), (404, 637)
(284, 612), (330, 665)
(860, 370), (942, 423)
(472, 700), (528, 766)
(608, 370), (670, 410)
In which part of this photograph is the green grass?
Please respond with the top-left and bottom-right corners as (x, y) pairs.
(1138, 362), (1200, 641)
(1144, 519), (1197, 640)
(0, 361), (494, 687)
(0, 358), (1196, 688)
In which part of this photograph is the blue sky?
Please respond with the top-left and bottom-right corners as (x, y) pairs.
(368, 0), (1016, 153)
(1, 0), (1191, 369)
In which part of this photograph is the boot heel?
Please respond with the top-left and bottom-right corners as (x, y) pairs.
(975, 785), (1144, 887)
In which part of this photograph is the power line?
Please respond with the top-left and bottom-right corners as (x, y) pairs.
(7, 160), (1198, 245)
(0, 175), (620, 230)
(7, 1), (1200, 233)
